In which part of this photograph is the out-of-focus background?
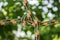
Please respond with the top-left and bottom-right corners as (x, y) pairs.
(0, 0), (60, 40)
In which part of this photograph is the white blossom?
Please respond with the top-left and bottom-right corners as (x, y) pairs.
(47, 11), (55, 20)
(47, 3), (53, 8)
(52, 7), (58, 12)
(31, 34), (35, 40)
(16, 31), (21, 37)
(42, 6), (48, 13)
(59, 0), (60, 3)
(3, 2), (8, 6)
(42, 12), (47, 18)
(49, 0), (54, 4)
(27, 31), (32, 37)
(0, 2), (3, 6)
(38, 6), (42, 9)
(42, 0), (48, 5)
(13, 30), (26, 38)
(20, 31), (26, 38)
(28, 0), (39, 6)
(21, 6), (25, 10)
(12, 30), (17, 35)
(32, 11), (36, 15)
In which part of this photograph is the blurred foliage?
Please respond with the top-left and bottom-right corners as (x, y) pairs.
(0, 0), (60, 40)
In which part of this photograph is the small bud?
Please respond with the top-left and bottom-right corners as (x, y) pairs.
(41, 22), (49, 26)
(10, 20), (16, 24)
(0, 21), (5, 25)
(54, 21), (59, 25)
(17, 16), (21, 20)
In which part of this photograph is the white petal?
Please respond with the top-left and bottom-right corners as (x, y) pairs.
(59, 0), (60, 3)
(12, 30), (17, 35)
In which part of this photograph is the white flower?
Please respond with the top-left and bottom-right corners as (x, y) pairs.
(27, 31), (32, 37)
(31, 34), (35, 40)
(59, 0), (60, 3)
(28, 0), (39, 6)
(0, 2), (3, 11)
(3, 2), (8, 6)
(42, 0), (48, 5)
(13, 30), (26, 38)
(16, 31), (21, 37)
(42, 12), (47, 18)
(47, 11), (55, 20)
(0, 2), (3, 7)
(42, 12), (46, 18)
(32, 11), (36, 15)
(52, 7), (58, 12)
(42, 6), (48, 13)
(17, 16), (21, 19)
(20, 31), (26, 38)
(47, 3), (53, 8)
(49, 0), (54, 4)
(21, 6), (25, 10)
(38, 6), (42, 9)
(24, 12), (27, 15)
(12, 30), (17, 35)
